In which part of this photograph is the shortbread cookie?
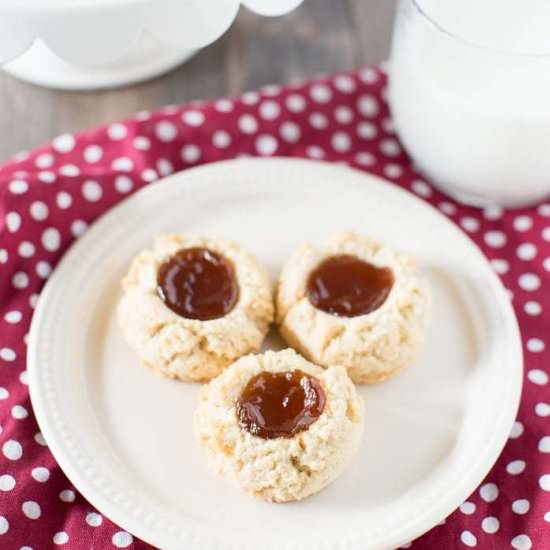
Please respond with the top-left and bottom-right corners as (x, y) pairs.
(194, 349), (363, 502)
(276, 232), (430, 384)
(118, 234), (273, 382)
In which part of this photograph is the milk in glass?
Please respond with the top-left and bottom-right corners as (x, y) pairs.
(389, 0), (550, 207)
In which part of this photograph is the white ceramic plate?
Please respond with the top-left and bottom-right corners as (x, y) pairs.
(28, 158), (522, 550)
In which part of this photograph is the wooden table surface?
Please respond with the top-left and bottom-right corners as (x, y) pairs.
(0, 0), (397, 163)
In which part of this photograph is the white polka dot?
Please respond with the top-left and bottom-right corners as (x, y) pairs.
(310, 84), (332, 104)
(30, 201), (49, 221)
(12, 405), (28, 419)
(460, 530), (477, 547)
(458, 217), (479, 232)
(412, 180), (432, 197)
(380, 138), (401, 157)
(538, 203), (550, 217)
(17, 242), (35, 259)
(357, 94), (379, 117)
(306, 145), (325, 159)
(53, 532), (68, 545)
(35, 153), (54, 169)
(518, 273), (540, 291)
(71, 220), (88, 238)
(215, 99), (233, 113)
(82, 180), (102, 202)
(238, 114), (258, 134)
(259, 100), (280, 120)
(535, 402), (550, 417)
(12, 272), (28, 289)
(52, 134), (75, 154)
(309, 112), (328, 130)
(512, 499), (530, 514)
(359, 67), (379, 83)
(181, 144), (201, 164)
(212, 130), (231, 148)
(41, 228), (61, 252)
(59, 489), (75, 502)
(527, 338), (545, 353)
(511, 534), (532, 550)
(524, 301), (542, 316)
(154, 158), (171, 176)
(86, 512), (102, 526)
(528, 369), (548, 385)
(484, 230), (507, 248)
(0, 387), (8, 399)
(0, 249), (7, 263)
(34, 432), (47, 446)
(514, 216), (533, 232)
(331, 131), (351, 153)
(507, 460), (526, 475)
(59, 164), (79, 177)
(115, 176), (133, 193)
(538, 436), (550, 453)
(544, 257), (550, 272)
(182, 110), (205, 126)
(6, 212), (21, 232)
(2, 439), (22, 460)
(22, 501), (41, 519)
(510, 421), (524, 439)
(262, 84), (281, 97)
(459, 501), (476, 514)
(133, 136), (150, 151)
(384, 164), (403, 179)
(31, 467), (49, 482)
(483, 206), (503, 220)
(540, 473), (550, 490)
(107, 123), (127, 140)
(479, 482), (499, 502)
(355, 151), (375, 166)
(517, 243), (537, 260)
(545, 511), (550, 522)
(439, 202), (457, 215)
(0, 516), (8, 535)
(83, 145), (103, 163)
(357, 121), (377, 140)
(481, 516), (499, 533)
(112, 157), (134, 172)
(135, 110), (151, 121)
(9, 179), (28, 194)
(334, 75), (356, 93)
(141, 169), (158, 183)
(255, 135), (278, 156)
(155, 120), (177, 142)
(334, 105), (354, 124)
(490, 259), (508, 274)
(36, 261), (52, 279)
(280, 122), (301, 143)
(56, 191), (72, 209)
(542, 227), (550, 241)
(38, 171), (56, 184)
(29, 295), (39, 309)
(0, 475), (15, 491)
(19, 370), (28, 385)
(5, 310), (22, 326)
(21, 546), (32, 550)
(241, 91), (260, 105)
(285, 94), (306, 113)
(112, 531), (133, 547)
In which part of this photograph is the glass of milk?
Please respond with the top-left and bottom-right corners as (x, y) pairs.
(389, 0), (550, 208)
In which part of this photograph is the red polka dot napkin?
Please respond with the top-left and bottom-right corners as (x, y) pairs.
(0, 66), (548, 550)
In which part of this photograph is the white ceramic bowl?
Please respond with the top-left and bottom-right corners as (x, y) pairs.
(0, 0), (304, 90)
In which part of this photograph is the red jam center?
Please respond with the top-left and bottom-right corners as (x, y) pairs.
(306, 254), (394, 317)
(236, 370), (326, 439)
(157, 247), (238, 321)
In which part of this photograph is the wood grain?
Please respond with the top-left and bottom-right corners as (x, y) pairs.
(0, 0), (397, 162)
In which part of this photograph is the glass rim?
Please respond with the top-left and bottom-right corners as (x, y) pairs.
(410, 0), (550, 58)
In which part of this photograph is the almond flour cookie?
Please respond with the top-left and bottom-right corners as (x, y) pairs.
(118, 234), (273, 382)
(194, 349), (363, 502)
(276, 232), (430, 384)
